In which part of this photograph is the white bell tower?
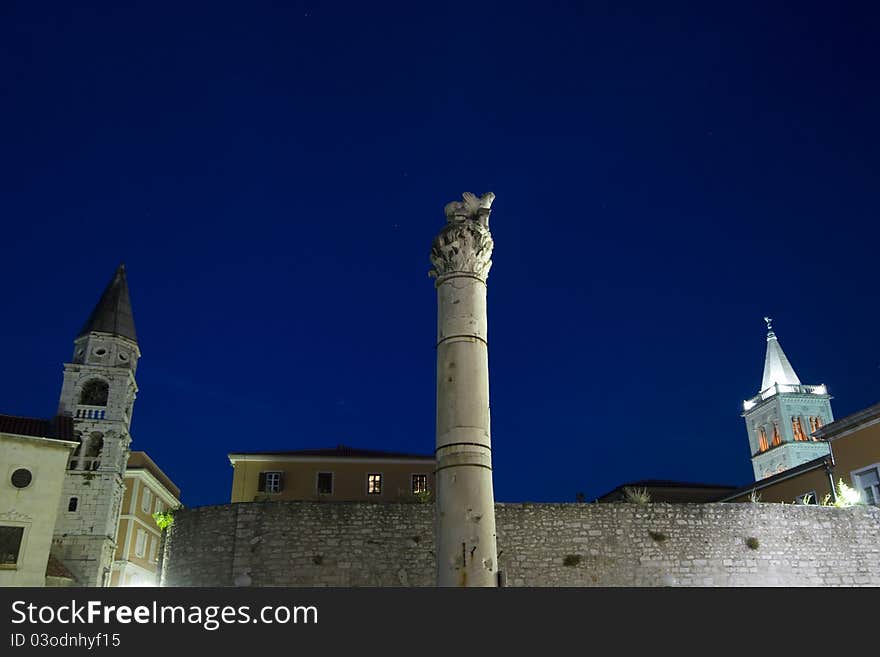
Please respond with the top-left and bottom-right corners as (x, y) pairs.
(741, 318), (833, 481)
(52, 264), (140, 586)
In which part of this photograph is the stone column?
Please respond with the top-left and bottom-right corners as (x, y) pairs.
(429, 192), (498, 587)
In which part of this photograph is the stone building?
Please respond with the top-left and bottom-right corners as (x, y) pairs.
(228, 446), (434, 503)
(50, 264), (142, 586)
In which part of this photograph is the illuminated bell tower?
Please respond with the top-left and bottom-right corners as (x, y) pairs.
(52, 264), (140, 586)
(741, 317), (833, 481)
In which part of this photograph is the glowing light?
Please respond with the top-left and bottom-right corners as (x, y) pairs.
(812, 384), (827, 395)
(837, 480), (862, 507)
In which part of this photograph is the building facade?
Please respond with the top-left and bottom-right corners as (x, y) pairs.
(0, 416), (77, 586)
(1, 264), (181, 587)
(723, 400), (880, 505)
(741, 318), (833, 481)
(110, 451), (181, 587)
(228, 446), (435, 503)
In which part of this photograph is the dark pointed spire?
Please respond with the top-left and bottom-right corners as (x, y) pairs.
(77, 264), (137, 342)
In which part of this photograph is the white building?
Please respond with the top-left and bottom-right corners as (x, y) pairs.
(0, 416), (77, 586)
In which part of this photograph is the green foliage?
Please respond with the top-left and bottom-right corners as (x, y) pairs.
(746, 537), (759, 550)
(562, 554), (582, 567)
(648, 530), (667, 543)
(623, 486), (651, 504)
(819, 479), (863, 508)
(414, 489), (433, 504)
(153, 509), (175, 531)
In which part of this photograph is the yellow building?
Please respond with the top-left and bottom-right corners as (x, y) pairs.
(110, 451), (181, 587)
(722, 400), (880, 505)
(228, 446), (435, 503)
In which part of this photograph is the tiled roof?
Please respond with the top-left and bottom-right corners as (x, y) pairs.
(609, 479), (738, 490)
(230, 445), (435, 460)
(0, 414), (75, 442)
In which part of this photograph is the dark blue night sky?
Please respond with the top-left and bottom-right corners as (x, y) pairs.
(2, 2), (878, 507)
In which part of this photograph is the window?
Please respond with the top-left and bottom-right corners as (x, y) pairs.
(135, 529), (147, 558)
(0, 526), (25, 567)
(852, 466), (880, 506)
(809, 416), (824, 433)
(758, 427), (769, 453)
(317, 472), (333, 495)
(258, 471), (284, 494)
(367, 474), (382, 495)
(68, 497), (78, 512)
(10, 469), (32, 488)
(80, 379), (109, 406)
(796, 491), (817, 505)
(792, 417), (807, 441)
(412, 474), (428, 495)
(141, 488), (152, 514)
(154, 499), (163, 515)
(771, 422), (781, 447)
(150, 537), (159, 562)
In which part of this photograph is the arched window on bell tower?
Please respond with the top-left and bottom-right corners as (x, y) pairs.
(771, 421), (782, 447)
(792, 416), (807, 441)
(80, 379), (109, 406)
(809, 416), (823, 434)
(758, 426), (769, 453)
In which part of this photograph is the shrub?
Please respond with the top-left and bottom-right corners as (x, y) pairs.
(623, 486), (651, 504)
(648, 530), (667, 543)
(746, 537), (759, 550)
(562, 554), (582, 567)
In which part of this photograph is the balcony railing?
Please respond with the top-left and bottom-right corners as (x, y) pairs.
(68, 457), (101, 471)
(743, 383), (828, 410)
(76, 405), (106, 420)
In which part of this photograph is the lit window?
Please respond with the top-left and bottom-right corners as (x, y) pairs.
(367, 474), (382, 495)
(0, 526), (25, 567)
(135, 529), (147, 558)
(792, 417), (807, 441)
(260, 471), (283, 494)
(852, 466), (880, 506)
(317, 472), (333, 495)
(758, 427), (769, 453)
(771, 422), (781, 447)
(412, 474), (428, 495)
(141, 488), (152, 514)
(809, 416), (824, 433)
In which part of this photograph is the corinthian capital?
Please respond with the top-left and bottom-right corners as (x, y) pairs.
(429, 192), (495, 280)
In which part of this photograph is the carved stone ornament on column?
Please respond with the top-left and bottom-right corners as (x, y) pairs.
(429, 192), (495, 280)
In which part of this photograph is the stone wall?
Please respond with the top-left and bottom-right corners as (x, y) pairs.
(160, 501), (880, 587)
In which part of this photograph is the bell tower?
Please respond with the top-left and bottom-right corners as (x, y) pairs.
(741, 318), (833, 481)
(52, 264), (140, 586)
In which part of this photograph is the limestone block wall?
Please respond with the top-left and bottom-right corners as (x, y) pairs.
(160, 502), (880, 587)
